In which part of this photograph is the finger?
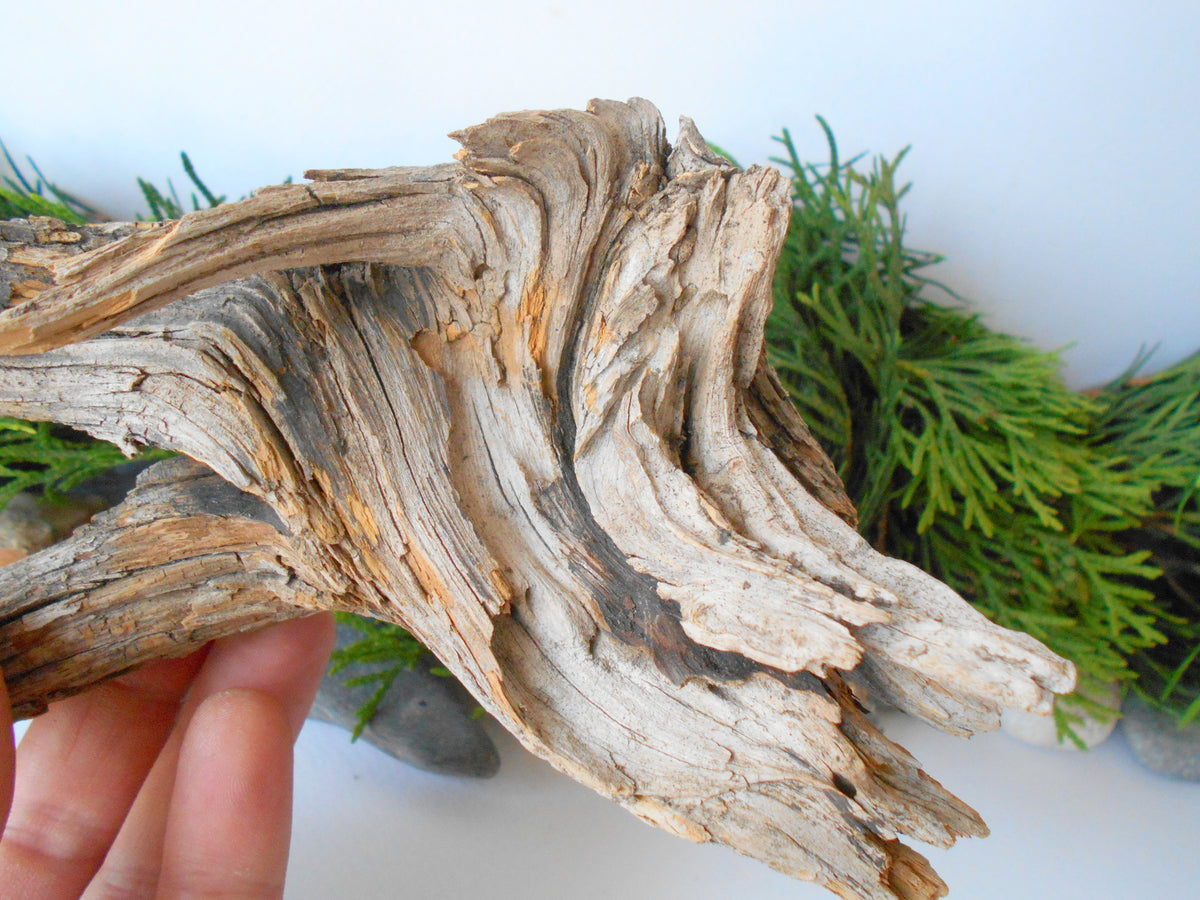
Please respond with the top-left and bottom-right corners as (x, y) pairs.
(1, 671), (14, 835)
(0, 652), (206, 900)
(157, 688), (294, 900)
(189, 610), (336, 738)
(84, 612), (334, 898)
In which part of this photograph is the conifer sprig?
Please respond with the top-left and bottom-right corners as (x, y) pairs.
(0, 419), (163, 509)
(328, 613), (436, 740)
(0, 142), (95, 223)
(137, 151), (227, 221)
(765, 123), (1175, 741)
(1094, 351), (1200, 724)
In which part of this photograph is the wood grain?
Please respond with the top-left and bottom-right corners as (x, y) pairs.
(0, 99), (1075, 899)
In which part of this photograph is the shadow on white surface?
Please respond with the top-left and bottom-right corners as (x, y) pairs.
(287, 718), (816, 899)
(287, 710), (1199, 899)
(13, 705), (1199, 897)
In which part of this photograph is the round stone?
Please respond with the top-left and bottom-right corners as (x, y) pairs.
(1121, 694), (1200, 780)
(309, 623), (501, 778)
(1002, 681), (1122, 750)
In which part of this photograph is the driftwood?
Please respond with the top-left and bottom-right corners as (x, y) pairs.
(0, 99), (1075, 900)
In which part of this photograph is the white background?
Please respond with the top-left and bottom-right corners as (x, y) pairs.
(12, 708), (1200, 899)
(285, 712), (1200, 900)
(4, 0), (1198, 387)
(4, 1), (1200, 897)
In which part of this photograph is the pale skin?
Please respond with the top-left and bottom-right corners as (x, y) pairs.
(0, 612), (335, 899)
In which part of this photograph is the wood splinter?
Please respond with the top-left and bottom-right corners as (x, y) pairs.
(0, 99), (1075, 900)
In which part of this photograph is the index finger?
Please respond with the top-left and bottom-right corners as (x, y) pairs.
(1, 670), (14, 836)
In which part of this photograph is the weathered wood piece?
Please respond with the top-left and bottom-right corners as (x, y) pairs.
(0, 458), (329, 718)
(0, 99), (1075, 899)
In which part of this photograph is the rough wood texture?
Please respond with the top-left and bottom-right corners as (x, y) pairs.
(0, 216), (159, 310)
(0, 100), (1075, 899)
(0, 458), (329, 718)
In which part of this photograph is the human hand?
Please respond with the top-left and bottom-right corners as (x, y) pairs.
(0, 611), (335, 899)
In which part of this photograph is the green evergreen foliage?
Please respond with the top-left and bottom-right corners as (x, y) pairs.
(0, 419), (169, 509)
(1093, 352), (1200, 724)
(328, 612), (438, 740)
(136, 152), (227, 221)
(0, 142), (95, 223)
(764, 121), (1175, 741)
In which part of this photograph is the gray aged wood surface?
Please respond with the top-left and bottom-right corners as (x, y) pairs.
(0, 100), (1075, 899)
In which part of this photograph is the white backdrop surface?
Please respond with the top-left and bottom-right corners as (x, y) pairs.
(3, 0), (1198, 386)
(285, 713), (1200, 900)
(11, 707), (1200, 899)
(4, 2), (1200, 898)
